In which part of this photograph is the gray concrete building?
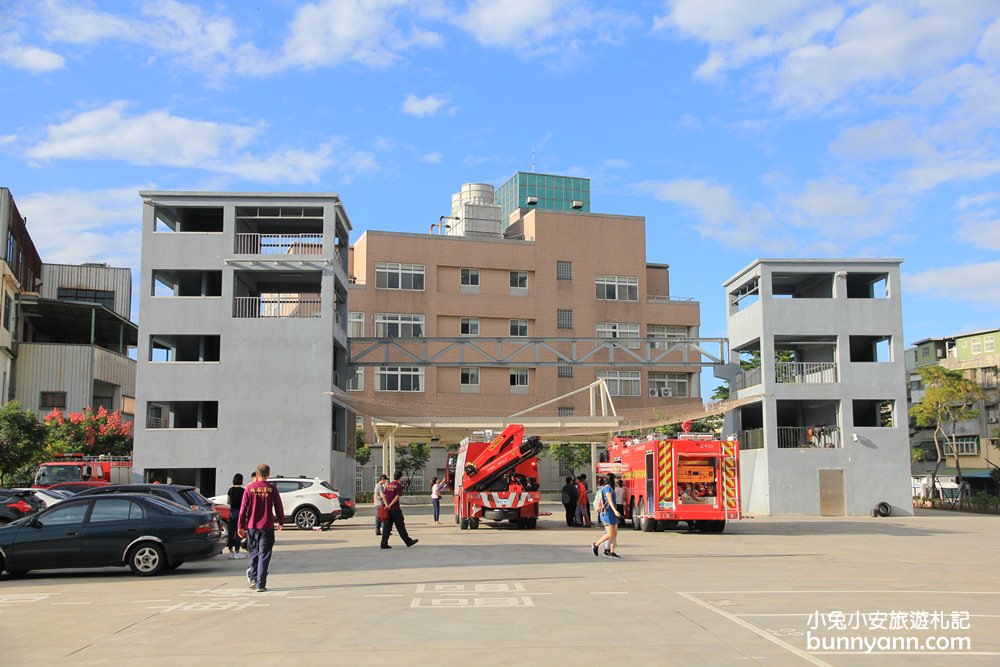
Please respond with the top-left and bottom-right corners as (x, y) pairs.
(133, 192), (353, 496)
(723, 259), (913, 516)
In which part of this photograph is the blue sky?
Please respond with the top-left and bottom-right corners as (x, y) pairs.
(2, 1), (999, 386)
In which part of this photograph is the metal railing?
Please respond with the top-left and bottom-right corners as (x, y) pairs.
(777, 425), (841, 449)
(147, 415), (164, 429)
(235, 233), (323, 255)
(738, 428), (764, 450)
(775, 361), (837, 384)
(233, 295), (322, 318)
(647, 295), (696, 303)
(732, 367), (762, 391)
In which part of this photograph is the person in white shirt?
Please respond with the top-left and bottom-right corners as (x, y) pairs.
(373, 474), (388, 535)
(430, 476), (448, 525)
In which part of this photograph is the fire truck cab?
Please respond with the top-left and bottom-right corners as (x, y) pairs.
(446, 424), (542, 530)
(33, 454), (132, 489)
(608, 430), (741, 533)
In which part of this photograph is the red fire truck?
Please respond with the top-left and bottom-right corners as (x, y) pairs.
(446, 424), (543, 530)
(607, 428), (741, 533)
(33, 454), (132, 489)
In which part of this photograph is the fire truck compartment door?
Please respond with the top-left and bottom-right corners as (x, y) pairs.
(645, 451), (654, 514)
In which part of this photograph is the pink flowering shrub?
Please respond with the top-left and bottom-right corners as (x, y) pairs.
(44, 406), (133, 456)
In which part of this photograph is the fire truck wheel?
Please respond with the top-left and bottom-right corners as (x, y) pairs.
(128, 542), (166, 576)
(470, 517), (480, 529)
(460, 518), (469, 530)
(653, 520), (665, 532)
(527, 517), (537, 529)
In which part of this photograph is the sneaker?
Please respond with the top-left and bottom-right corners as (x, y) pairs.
(234, 552), (246, 559)
(603, 548), (610, 556)
(247, 568), (255, 588)
(256, 587), (267, 593)
(591, 543), (599, 557)
(406, 539), (419, 548)
(227, 552), (235, 559)
(380, 545), (392, 549)
(607, 552), (621, 559)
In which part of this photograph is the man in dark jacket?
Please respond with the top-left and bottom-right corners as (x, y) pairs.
(561, 476), (578, 526)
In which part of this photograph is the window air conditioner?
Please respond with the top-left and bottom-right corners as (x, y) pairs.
(660, 388), (673, 397)
(989, 417), (999, 424)
(526, 196), (538, 205)
(648, 388), (659, 397)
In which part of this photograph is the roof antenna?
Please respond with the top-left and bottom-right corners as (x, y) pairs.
(531, 145), (535, 173)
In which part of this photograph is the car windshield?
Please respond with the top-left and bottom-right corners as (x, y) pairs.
(144, 496), (189, 513)
(180, 489), (212, 508)
(34, 465), (83, 484)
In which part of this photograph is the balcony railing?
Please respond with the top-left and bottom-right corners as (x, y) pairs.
(147, 415), (164, 429)
(235, 233), (323, 255)
(647, 295), (696, 303)
(233, 295), (322, 319)
(778, 425), (841, 449)
(775, 361), (837, 384)
(736, 426), (841, 449)
(732, 367), (762, 392)
(738, 428), (764, 450)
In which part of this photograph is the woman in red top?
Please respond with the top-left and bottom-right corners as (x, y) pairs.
(380, 470), (418, 549)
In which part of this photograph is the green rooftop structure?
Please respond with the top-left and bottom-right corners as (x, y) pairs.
(496, 172), (590, 229)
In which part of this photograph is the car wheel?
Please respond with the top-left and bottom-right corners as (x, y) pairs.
(0, 552), (4, 574)
(8, 569), (30, 577)
(293, 507), (319, 530)
(128, 542), (166, 576)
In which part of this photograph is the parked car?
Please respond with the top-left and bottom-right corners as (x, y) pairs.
(45, 481), (115, 495)
(210, 477), (342, 530)
(338, 497), (356, 520)
(75, 484), (216, 512)
(0, 493), (223, 577)
(0, 490), (46, 525)
(11, 488), (73, 508)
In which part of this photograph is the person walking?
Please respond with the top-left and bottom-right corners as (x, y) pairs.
(560, 476), (578, 526)
(226, 473), (246, 559)
(238, 464), (284, 592)
(591, 472), (622, 559)
(380, 471), (418, 549)
(430, 476), (447, 525)
(373, 474), (388, 535)
(615, 478), (626, 519)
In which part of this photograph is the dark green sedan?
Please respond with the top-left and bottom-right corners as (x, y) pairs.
(0, 493), (223, 577)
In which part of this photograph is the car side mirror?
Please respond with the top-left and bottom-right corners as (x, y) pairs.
(29, 516), (43, 528)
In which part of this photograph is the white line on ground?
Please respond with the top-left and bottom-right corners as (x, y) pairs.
(677, 592), (835, 667)
(364, 594), (404, 597)
(589, 592), (628, 595)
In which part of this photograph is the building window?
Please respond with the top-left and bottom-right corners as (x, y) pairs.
(557, 309), (573, 329)
(648, 372), (689, 398)
(559, 460), (575, 476)
(375, 366), (424, 392)
(647, 324), (688, 348)
(374, 313), (424, 338)
(2, 293), (10, 331)
(986, 336), (996, 353)
(347, 367), (364, 392)
(510, 271), (528, 289)
(461, 317), (480, 336)
(943, 436), (980, 456)
(56, 288), (115, 311)
(348, 312), (364, 337)
(510, 319), (528, 337)
(597, 370), (641, 396)
(375, 262), (425, 291)
(971, 338), (982, 355)
(509, 368), (529, 387)
(596, 275), (638, 301)
(355, 467), (365, 495)
(557, 365), (574, 379)
(408, 475), (425, 492)
(556, 261), (572, 280)
(597, 322), (640, 348)
(460, 367), (480, 387)
(558, 407), (575, 416)
(461, 268), (479, 287)
(40, 391), (67, 413)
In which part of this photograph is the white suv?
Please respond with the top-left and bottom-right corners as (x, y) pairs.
(212, 477), (342, 530)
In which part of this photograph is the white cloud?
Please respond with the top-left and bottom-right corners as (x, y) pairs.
(0, 39), (65, 72)
(25, 102), (352, 184)
(0, 134), (16, 145)
(402, 94), (448, 117)
(454, 0), (638, 61)
(419, 152), (443, 164)
(639, 178), (793, 252)
(17, 187), (143, 268)
(957, 218), (1000, 250)
(906, 261), (1000, 304)
(829, 118), (935, 162)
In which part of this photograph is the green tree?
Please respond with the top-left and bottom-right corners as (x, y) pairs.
(911, 366), (984, 502)
(43, 406), (133, 456)
(0, 402), (47, 486)
(395, 442), (430, 492)
(355, 428), (371, 466)
(547, 442), (592, 477)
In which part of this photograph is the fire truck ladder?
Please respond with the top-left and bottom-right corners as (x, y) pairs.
(720, 440), (741, 519)
(464, 430), (543, 492)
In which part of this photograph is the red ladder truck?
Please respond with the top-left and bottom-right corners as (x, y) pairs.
(607, 427), (741, 533)
(33, 454), (132, 489)
(446, 424), (543, 530)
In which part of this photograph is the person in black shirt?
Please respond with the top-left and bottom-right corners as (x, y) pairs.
(226, 473), (246, 559)
(560, 476), (578, 527)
